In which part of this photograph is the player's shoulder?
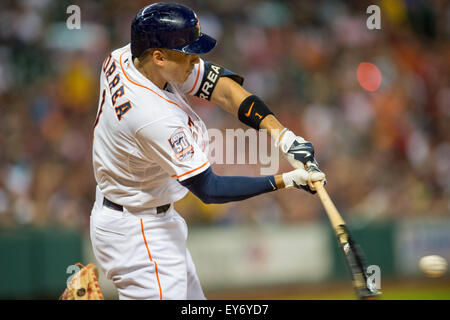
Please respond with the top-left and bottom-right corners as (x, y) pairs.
(100, 44), (128, 71)
(101, 44), (187, 131)
(110, 44), (130, 61)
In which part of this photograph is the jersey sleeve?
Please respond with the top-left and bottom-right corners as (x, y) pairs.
(135, 117), (210, 182)
(177, 58), (206, 96)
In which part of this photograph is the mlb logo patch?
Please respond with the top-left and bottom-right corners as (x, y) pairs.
(169, 128), (194, 161)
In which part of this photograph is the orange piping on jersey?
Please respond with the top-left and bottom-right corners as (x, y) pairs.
(175, 160), (209, 179)
(186, 62), (201, 95)
(119, 50), (185, 111)
(140, 219), (163, 300)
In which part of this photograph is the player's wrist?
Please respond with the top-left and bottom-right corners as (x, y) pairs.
(277, 130), (307, 153)
(274, 174), (285, 189)
(274, 127), (288, 148)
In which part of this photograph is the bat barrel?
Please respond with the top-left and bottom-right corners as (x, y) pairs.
(311, 180), (382, 300)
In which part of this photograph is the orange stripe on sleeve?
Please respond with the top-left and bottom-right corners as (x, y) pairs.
(140, 219), (163, 300)
(176, 161), (209, 179)
(186, 62), (201, 95)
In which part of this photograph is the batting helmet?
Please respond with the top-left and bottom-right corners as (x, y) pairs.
(131, 3), (217, 58)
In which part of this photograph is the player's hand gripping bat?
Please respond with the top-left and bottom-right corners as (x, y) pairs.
(306, 164), (381, 300)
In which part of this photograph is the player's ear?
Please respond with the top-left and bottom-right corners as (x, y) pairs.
(152, 49), (166, 66)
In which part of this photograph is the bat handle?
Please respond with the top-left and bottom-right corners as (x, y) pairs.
(312, 180), (325, 193)
(310, 177), (346, 229)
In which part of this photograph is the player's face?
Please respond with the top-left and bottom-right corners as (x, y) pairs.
(161, 50), (199, 83)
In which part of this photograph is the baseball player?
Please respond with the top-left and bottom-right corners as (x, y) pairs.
(90, 2), (326, 300)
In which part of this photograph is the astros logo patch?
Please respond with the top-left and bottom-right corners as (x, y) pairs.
(194, 14), (200, 36)
(169, 128), (194, 161)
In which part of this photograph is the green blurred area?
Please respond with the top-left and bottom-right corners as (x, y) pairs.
(0, 227), (82, 299)
(329, 221), (396, 279)
(2, 220), (449, 300)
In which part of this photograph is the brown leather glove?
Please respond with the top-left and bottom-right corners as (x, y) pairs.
(59, 263), (104, 300)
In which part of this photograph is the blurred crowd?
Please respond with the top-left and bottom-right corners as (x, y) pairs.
(0, 0), (449, 230)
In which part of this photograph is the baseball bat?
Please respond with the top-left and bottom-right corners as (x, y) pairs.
(311, 179), (381, 300)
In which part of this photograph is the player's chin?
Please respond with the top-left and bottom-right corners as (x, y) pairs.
(178, 72), (191, 83)
(169, 71), (190, 84)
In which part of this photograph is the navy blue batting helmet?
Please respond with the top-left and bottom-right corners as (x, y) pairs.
(131, 3), (217, 58)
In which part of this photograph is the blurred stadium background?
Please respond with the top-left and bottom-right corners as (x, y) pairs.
(0, 0), (449, 300)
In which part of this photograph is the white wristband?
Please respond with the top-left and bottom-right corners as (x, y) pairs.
(278, 130), (300, 153)
(274, 128), (288, 148)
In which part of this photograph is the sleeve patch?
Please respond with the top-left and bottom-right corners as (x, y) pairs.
(168, 128), (194, 161)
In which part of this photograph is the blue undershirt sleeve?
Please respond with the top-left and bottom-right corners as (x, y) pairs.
(178, 167), (278, 204)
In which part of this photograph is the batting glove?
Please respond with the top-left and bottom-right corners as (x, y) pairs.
(282, 166), (326, 194)
(276, 129), (320, 169)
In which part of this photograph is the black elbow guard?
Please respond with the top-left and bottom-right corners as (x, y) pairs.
(238, 95), (274, 130)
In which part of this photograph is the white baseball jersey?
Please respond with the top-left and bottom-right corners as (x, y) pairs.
(93, 44), (211, 212)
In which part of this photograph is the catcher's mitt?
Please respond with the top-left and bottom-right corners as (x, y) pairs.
(60, 263), (104, 300)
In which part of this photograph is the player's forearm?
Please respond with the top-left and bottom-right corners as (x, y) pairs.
(211, 77), (287, 142)
(212, 79), (320, 173)
(179, 167), (284, 204)
(210, 75), (320, 172)
(259, 115), (287, 142)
